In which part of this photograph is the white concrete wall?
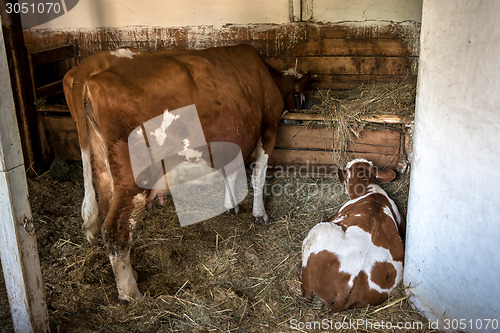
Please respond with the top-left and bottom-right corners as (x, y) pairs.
(34, 0), (290, 30)
(405, 1), (500, 331)
(33, 0), (421, 30)
(313, 0), (422, 23)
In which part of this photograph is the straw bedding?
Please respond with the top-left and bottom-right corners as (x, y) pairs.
(0, 159), (434, 332)
(0, 80), (422, 332)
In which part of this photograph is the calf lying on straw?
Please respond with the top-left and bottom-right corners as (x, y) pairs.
(301, 158), (405, 311)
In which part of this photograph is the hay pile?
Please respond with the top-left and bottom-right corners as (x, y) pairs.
(0, 161), (437, 332)
(313, 77), (416, 166)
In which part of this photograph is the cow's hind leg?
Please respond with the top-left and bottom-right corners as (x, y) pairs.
(103, 190), (146, 302)
(81, 148), (100, 242)
(251, 125), (277, 224)
(251, 139), (269, 223)
(224, 170), (240, 215)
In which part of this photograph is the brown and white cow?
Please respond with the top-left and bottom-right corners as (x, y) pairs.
(301, 158), (405, 312)
(63, 44), (310, 302)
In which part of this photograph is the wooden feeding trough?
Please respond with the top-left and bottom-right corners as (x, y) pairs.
(271, 111), (413, 176)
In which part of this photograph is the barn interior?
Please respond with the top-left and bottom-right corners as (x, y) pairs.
(1, 0), (499, 332)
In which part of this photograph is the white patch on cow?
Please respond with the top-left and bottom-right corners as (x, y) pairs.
(130, 193), (146, 228)
(150, 110), (180, 146)
(338, 184), (401, 228)
(282, 68), (303, 78)
(383, 205), (398, 229)
(110, 48), (136, 58)
(81, 148), (99, 243)
(177, 138), (203, 162)
(251, 139), (269, 222)
(109, 252), (143, 302)
(330, 215), (346, 224)
(338, 191), (374, 214)
(367, 184), (402, 226)
(345, 158), (373, 170)
(354, 214), (362, 217)
(302, 223), (403, 293)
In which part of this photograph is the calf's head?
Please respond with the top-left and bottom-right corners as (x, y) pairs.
(338, 158), (396, 199)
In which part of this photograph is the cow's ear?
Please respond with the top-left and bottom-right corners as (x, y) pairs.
(338, 168), (347, 183)
(376, 168), (396, 183)
(298, 71), (312, 91)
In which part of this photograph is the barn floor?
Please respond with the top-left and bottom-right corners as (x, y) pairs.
(0, 160), (437, 332)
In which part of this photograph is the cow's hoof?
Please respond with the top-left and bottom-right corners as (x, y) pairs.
(118, 290), (144, 303)
(252, 214), (271, 224)
(225, 205), (240, 215)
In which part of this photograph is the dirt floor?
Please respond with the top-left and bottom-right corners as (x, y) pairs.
(0, 160), (437, 332)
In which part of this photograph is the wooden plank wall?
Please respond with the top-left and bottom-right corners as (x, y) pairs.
(23, 22), (418, 172)
(23, 22), (420, 90)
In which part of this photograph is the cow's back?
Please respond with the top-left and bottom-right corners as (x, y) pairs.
(69, 45), (283, 162)
(301, 192), (404, 311)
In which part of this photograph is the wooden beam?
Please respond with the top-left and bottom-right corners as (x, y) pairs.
(0, 19), (49, 333)
(28, 44), (74, 67)
(275, 125), (401, 154)
(293, 39), (408, 57)
(34, 79), (64, 99)
(297, 56), (408, 75)
(282, 111), (414, 124)
(0, 0), (52, 175)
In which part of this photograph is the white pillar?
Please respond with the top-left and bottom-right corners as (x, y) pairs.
(405, 1), (500, 331)
(0, 20), (49, 333)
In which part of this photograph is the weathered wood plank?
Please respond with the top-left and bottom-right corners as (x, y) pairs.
(293, 38), (407, 57)
(269, 149), (399, 169)
(282, 112), (413, 124)
(310, 73), (413, 90)
(36, 104), (69, 113)
(275, 126), (400, 155)
(297, 56), (408, 75)
(0, 20), (49, 332)
(35, 80), (63, 99)
(44, 116), (80, 160)
(28, 44), (74, 67)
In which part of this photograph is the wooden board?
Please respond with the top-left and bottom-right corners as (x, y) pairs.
(281, 112), (413, 125)
(23, 22), (420, 90)
(309, 74), (408, 90)
(293, 38), (408, 57)
(275, 126), (400, 153)
(28, 44), (75, 67)
(269, 149), (400, 170)
(297, 56), (408, 75)
(271, 125), (401, 171)
(44, 116), (80, 160)
(0, 22), (49, 332)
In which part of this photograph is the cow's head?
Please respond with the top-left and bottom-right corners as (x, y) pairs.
(338, 158), (396, 199)
(282, 71), (312, 110)
(266, 64), (312, 110)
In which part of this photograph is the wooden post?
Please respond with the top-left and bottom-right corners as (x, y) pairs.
(0, 0), (52, 176)
(0, 18), (49, 333)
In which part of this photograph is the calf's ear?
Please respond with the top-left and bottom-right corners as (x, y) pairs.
(376, 168), (396, 183)
(338, 168), (347, 183)
(299, 71), (312, 91)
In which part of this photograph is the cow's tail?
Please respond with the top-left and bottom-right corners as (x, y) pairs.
(63, 67), (100, 243)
